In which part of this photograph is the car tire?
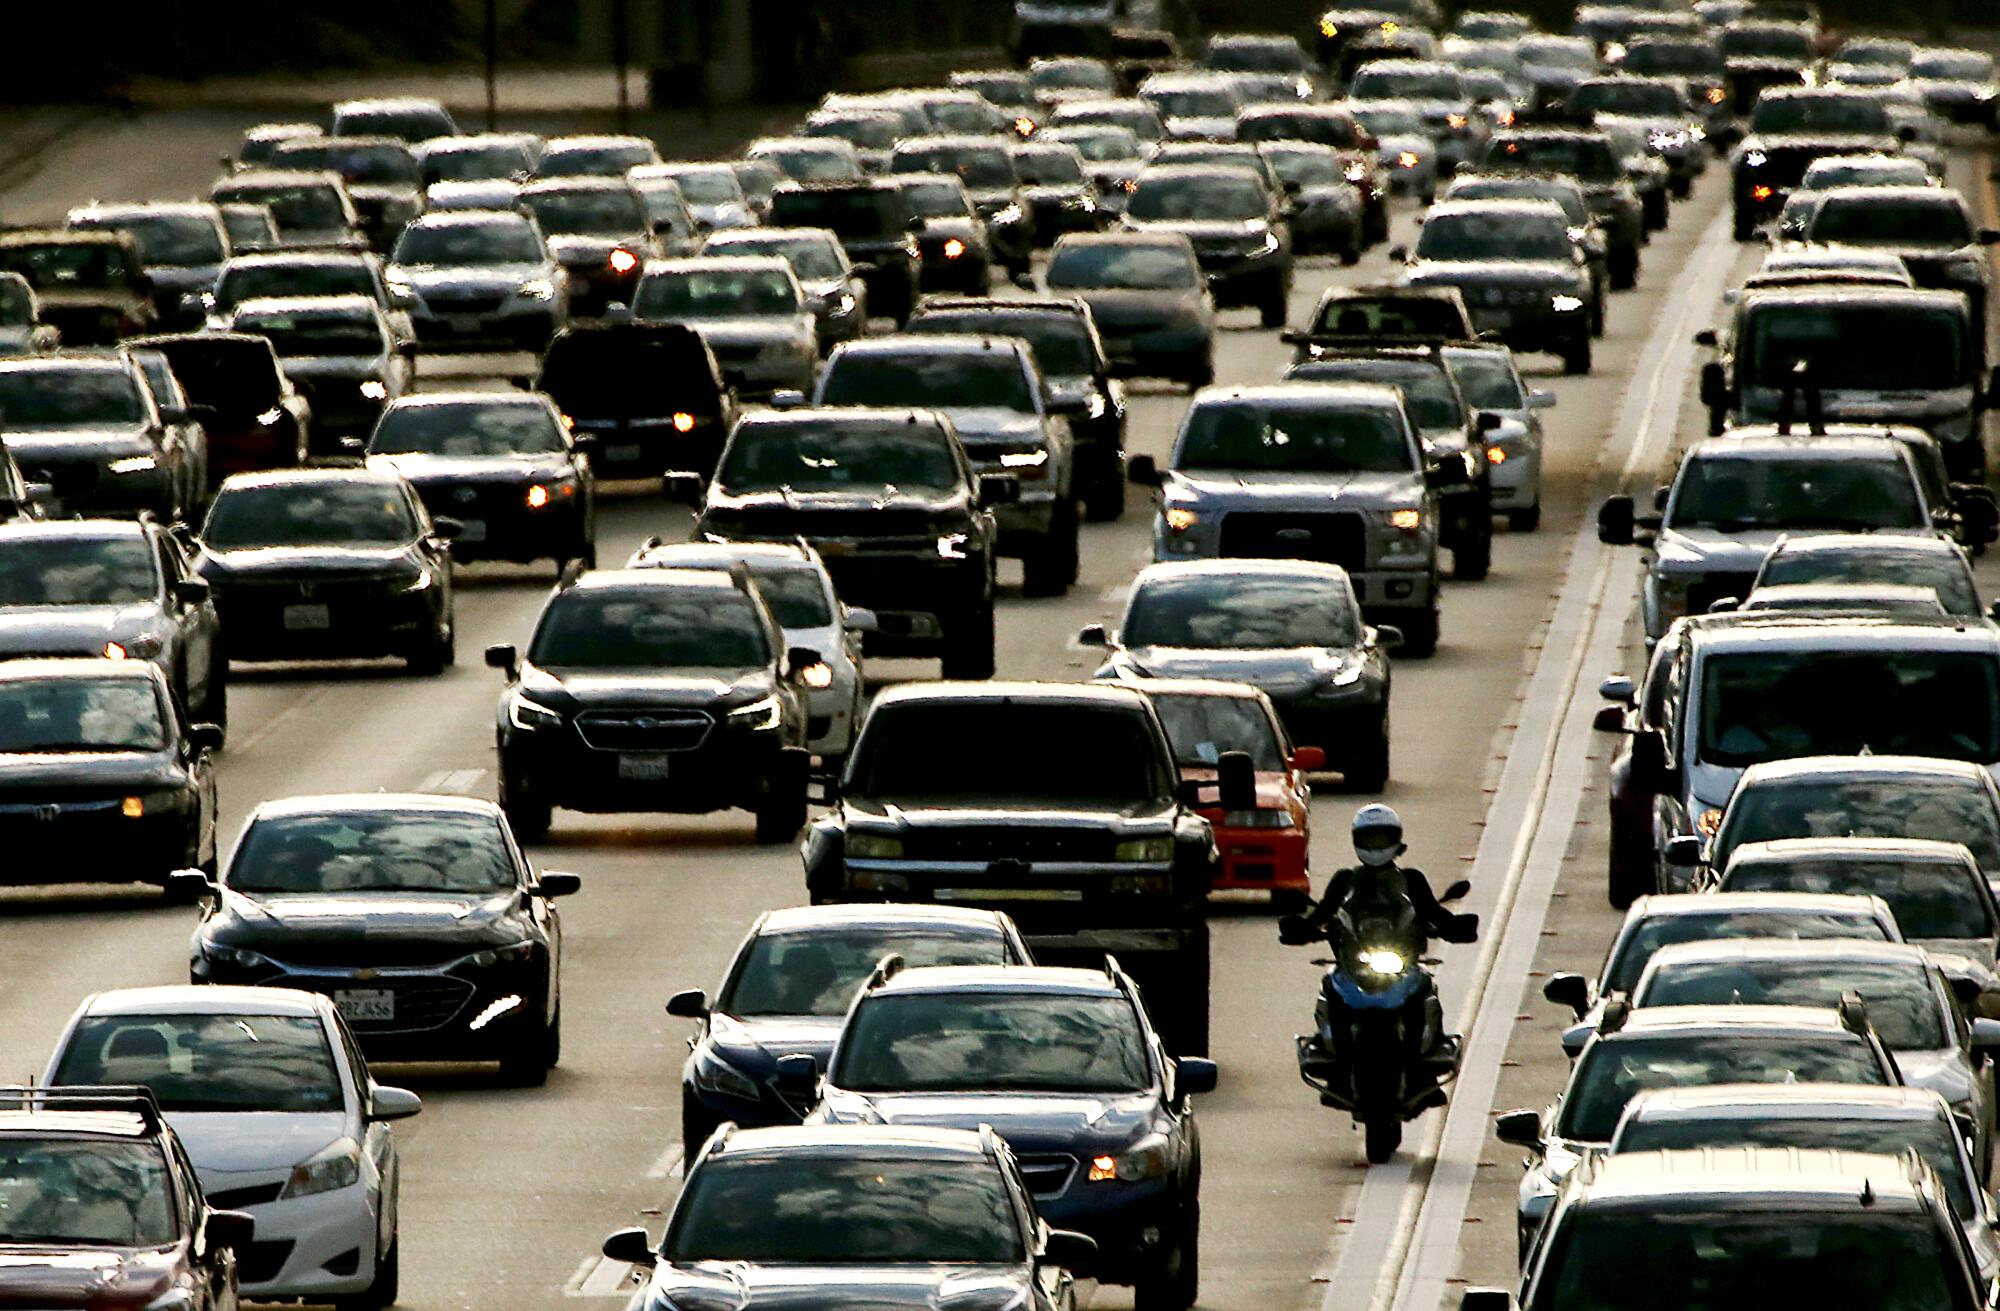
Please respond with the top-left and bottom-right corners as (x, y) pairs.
(1340, 242), (1361, 267)
(1259, 280), (1289, 328)
(1084, 458), (1127, 523)
(1610, 248), (1639, 290)
(1133, 1205), (1199, 1311)
(1590, 299), (1605, 339)
(1506, 505), (1541, 532)
(499, 1010), (554, 1087)
(1732, 211), (1755, 242)
(1271, 888), (1311, 915)
(1347, 711), (1390, 793)
(334, 1233), (398, 1311)
(1607, 818), (1652, 910)
(198, 664), (228, 741)
(754, 747), (810, 845)
(407, 617), (455, 677)
(1562, 338), (1593, 376)
(1184, 356), (1215, 391)
(1020, 497), (1080, 597)
(1364, 1116), (1402, 1164)
(942, 602), (997, 679)
(682, 1100), (722, 1161)
(1452, 527), (1491, 582)
(1397, 608), (1440, 658)
(500, 770), (553, 843)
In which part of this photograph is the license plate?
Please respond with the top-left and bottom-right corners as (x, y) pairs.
(284, 604), (331, 630)
(617, 753), (673, 780)
(457, 519), (487, 543)
(606, 443), (642, 464)
(335, 989), (394, 1022)
(935, 887), (1084, 902)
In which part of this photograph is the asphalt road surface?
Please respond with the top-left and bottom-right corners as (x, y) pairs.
(2, 106), (1994, 1311)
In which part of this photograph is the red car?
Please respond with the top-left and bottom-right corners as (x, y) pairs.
(1133, 678), (1320, 910)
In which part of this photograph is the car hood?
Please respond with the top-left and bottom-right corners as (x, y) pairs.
(846, 799), (1180, 827)
(650, 1264), (1033, 1311)
(1, 427), (155, 461)
(282, 355), (387, 381)
(820, 1089), (1159, 1150)
(1165, 467), (1422, 507)
(199, 544), (418, 577)
(525, 666), (775, 710)
(393, 263), (550, 293)
(1106, 645), (1348, 695)
(0, 751), (182, 791)
(0, 1246), (178, 1309)
(371, 452), (573, 484)
(0, 605), (168, 656)
(673, 317), (811, 346)
(1066, 287), (1200, 327)
(169, 1110), (348, 1174)
(707, 1013), (845, 1074)
(211, 887), (526, 947)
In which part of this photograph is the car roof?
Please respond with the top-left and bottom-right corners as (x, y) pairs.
(831, 334), (1029, 360)
(913, 296), (1091, 321)
(1737, 286), (1968, 312)
(222, 250), (370, 269)
(869, 680), (1155, 712)
(1192, 380), (1407, 410)
(1627, 891), (1896, 920)
(756, 904), (1011, 935)
(1735, 753), (1995, 788)
(633, 541), (820, 571)
(249, 792), (505, 821)
(1688, 433), (1909, 461)
(707, 1124), (993, 1161)
(69, 201), (219, 221)
(1641, 937), (1932, 971)
(1813, 184), (1966, 206)
(231, 295), (382, 320)
(1688, 614), (1998, 654)
(0, 518), (147, 543)
(406, 208), (532, 229)
(0, 1110), (158, 1139)
(1743, 582), (1946, 610)
(563, 566), (743, 595)
(216, 168), (348, 190)
(1425, 197), (1568, 223)
(1622, 1082), (1952, 1122)
(384, 390), (548, 411)
(0, 657), (164, 685)
(867, 965), (1123, 998)
(645, 255), (795, 276)
(217, 466), (405, 494)
(1574, 1147), (1931, 1209)
(1118, 676), (1272, 702)
(81, 985), (327, 1018)
(1765, 532), (1966, 558)
(1135, 558), (1355, 587)
(1607, 1004), (1873, 1038)
(1727, 836), (1980, 867)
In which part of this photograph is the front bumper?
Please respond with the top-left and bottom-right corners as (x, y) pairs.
(408, 304), (560, 352)
(502, 717), (789, 815)
(0, 799), (197, 883)
(570, 415), (725, 480)
(210, 1175), (379, 1297)
(1028, 1173), (1184, 1285)
(210, 578), (439, 663)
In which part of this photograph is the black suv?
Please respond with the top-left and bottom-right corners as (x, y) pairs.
(535, 322), (737, 481)
(690, 408), (1008, 679)
(486, 568), (815, 843)
(816, 962), (1216, 1310)
(804, 681), (1222, 1054)
(0, 229), (157, 345)
(766, 180), (923, 325)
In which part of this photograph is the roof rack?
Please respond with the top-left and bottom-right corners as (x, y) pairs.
(865, 953), (905, 990)
(0, 1084), (165, 1131)
(1597, 997), (1631, 1036)
(1837, 989), (1871, 1036)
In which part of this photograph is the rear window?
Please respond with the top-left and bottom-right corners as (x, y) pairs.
(538, 332), (719, 416)
(851, 702), (1171, 803)
(768, 188), (904, 239)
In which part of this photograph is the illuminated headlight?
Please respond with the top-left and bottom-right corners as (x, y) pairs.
(1089, 1133), (1172, 1182)
(936, 532), (971, 560)
(799, 661), (834, 690)
(1388, 507), (1422, 531)
(728, 694), (781, 730)
(107, 455), (157, 474)
(690, 1047), (761, 1101)
(1399, 151), (1421, 168)
(846, 832), (905, 859)
(122, 789), (182, 818)
(943, 238), (967, 259)
(1359, 948), (1406, 975)
(256, 406), (283, 427)
(1164, 506), (1199, 534)
(360, 379), (389, 400)
(1695, 807), (1723, 839)
(1551, 294), (1584, 312)
(1014, 116), (1037, 137)
(1707, 87), (1727, 104)
(282, 1139), (361, 1199)
(999, 449), (1048, 469)
(828, 291), (856, 315)
(103, 635), (163, 660)
(1487, 445), (1509, 465)
(508, 695), (565, 731)
(1344, 161), (1367, 182)
(1115, 836), (1174, 862)
(1566, 225), (1587, 242)
(519, 278), (556, 300)
(608, 248), (639, 273)
(469, 940), (536, 968)
(1744, 149), (1768, 167)
(1446, 113), (1469, 130)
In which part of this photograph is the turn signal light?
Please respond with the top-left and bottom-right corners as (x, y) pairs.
(1390, 508), (1422, 531)
(943, 238), (967, 259)
(672, 412), (696, 433)
(122, 796), (145, 818)
(1486, 446), (1507, 464)
(608, 248), (639, 273)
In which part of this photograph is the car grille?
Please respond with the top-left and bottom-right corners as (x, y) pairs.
(1218, 511), (1367, 571)
(286, 974), (474, 1033)
(576, 709), (714, 752)
(1683, 571), (1759, 615)
(1461, 284), (1550, 308)
(420, 479), (527, 517)
(721, 508), (941, 539)
(1017, 1153), (1078, 1196)
(207, 1181), (286, 1210)
(263, 940), (470, 969)
(897, 828), (1119, 862)
(424, 291), (507, 315)
(238, 1239), (295, 1284)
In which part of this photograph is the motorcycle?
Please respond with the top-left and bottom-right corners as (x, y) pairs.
(1280, 878), (1472, 1164)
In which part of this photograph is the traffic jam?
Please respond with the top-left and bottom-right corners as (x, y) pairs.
(1, 1), (1998, 1310)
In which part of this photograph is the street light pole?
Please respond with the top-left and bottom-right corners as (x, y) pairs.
(613, 0), (630, 132)
(484, 0), (498, 131)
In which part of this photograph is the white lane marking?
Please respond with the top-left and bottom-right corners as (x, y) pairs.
(645, 1144), (684, 1180)
(229, 685), (334, 755)
(1313, 204), (1738, 1311)
(565, 1257), (644, 1298)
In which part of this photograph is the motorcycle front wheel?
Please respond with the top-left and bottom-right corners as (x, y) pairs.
(1364, 1116), (1402, 1164)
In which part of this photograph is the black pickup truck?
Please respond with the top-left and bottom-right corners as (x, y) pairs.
(803, 680), (1228, 1054)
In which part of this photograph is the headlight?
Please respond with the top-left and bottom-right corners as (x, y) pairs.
(1551, 294), (1584, 312)
(397, 569), (434, 593)
(1695, 807), (1723, 839)
(1255, 231), (1280, 255)
(198, 939), (268, 970)
(526, 480), (575, 509)
(608, 248), (640, 274)
(800, 661), (834, 690)
(1359, 948), (1406, 975)
(829, 291), (856, 315)
(469, 939), (537, 968)
(1115, 836), (1174, 862)
(508, 695), (565, 731)
(691, 1047), (762, 1102)
(1084, 391), (1108, 419)
(1707, 87), (1727, 104)
(519, 278), (556, 300)
(1487, 446), (1508, 465)
(1345, 161), (1367, 182)
(1320, 17), (1338, 37)
(1164, 506), (1199, 534)
(846, 832), (905, 859)
(121, 788), (184, 818)
(999, 449), (1049, 469)
(1089, 1133), (1172, 1182)
(108, 455), (157, 474)
(1446, 113), (1469, 130)
(936, 532), (971, 560)
(360, 379), (389, 400)
(943, 238), (967, 259)
(282, 1138), (361, 1199)
(1388, 507), (1423, 531)
(728, 694), (781, 730)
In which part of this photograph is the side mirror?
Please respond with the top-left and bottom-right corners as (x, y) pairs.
(1663, 834), (1704, 867)
(601, 1227), (657, 1267)
(1174, 1056), (1218, 1095)
(187, 723), (224, 754)
(785, 646), (823, 679)
(203, 1211), (256, 1253)
(165, 868), (214, 902)
(1292, 746), (1327, 772)
(769, 389), (808, 409)
(1127, 453), (1162, 487)
(661, 472), (704, 503)
(1441, 878), (1471, 902)
(1543, 971), (1590, 1019)
(367, 1086), (423, 1121)
(1693, 328), (1718, 348)
(1077, 623), (1109, 647)
(1493, 1108), (1542, 1148)
(1973, 1017), (2000, 1055)
(484, 643), (519, 676)
(22, 482), (52, 506)
(1043, 1229), (1099, 1270)
(666, 988), (710, 1019)
(431, 516), (464, 541)
(173, 577), (211, 606)
(1217, 749), (1257, 813)
(1373, 624), (1403, 651)
(1596, 494), (1636, 546)
(977, 472), (1021, 507)
(844, 607), (879, 633)
(773, 1052), (819, 1101)
(1598, 674), (1636, 704)
(534, 871), (582, 898)
(1592, 705), (1627, 733)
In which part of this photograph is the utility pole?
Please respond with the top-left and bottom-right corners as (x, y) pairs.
(484, 0), (498, 131)
(613, 0), (630, 132)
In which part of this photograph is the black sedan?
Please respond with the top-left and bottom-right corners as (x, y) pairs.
(193, 468), (459, 674)
(182, 793), (577, 1084)
(0, 657), (219, 892)
(366, 392), (595, 571)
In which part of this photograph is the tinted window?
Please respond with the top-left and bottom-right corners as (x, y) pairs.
(1717, 777), (2000, 866)
(217, 183), (347, 231)
(215, 260), (374, 310)
(766, 189), (901, 239)
(836, 992), (1149, 1092)
(421, 142), (533, 183)
(1123, 572), (1361, 649)
(0, 1140), (175, 1246)
(0, 242), (135, 287)
(636, 268), (799, 319)
(203, 480), (418, 548)
(1484, 136), (1618, 182)
(1636, 958), (1944, 1049)
(822, 351), (1034, 412)
(538, 332), (718, 416)
(1669, 456), (1923, 530)
(81, 213), (224, 267)
(911, 312), (1094, 377)
(851, 703), (1169, 803)
(230, 810), (515, 894)
(1128, 172), (1266, 221)
(0, 677), (166, 753)
(275, 141), (419, 185)
(1744, 305), (1968, 390)
(1046, 242), (1198, 290)
(1148, 691), (1286, 769)
(710, 234), (845, 280)
(530, 587), (770, 668)
(1419, 210), (1572, 262)
(1723, 858), (1994, 939)
(717, 420), (960, 494)
(1811, 199), (1973, 247)
(0, 536), (158, 606)
(393, 219), (543, 265)
(1558, 1035), (1886, 1139)
(1760, 550), (1978, 617)
(233, 310), (386, 359)
(1291, 359), (1464, 429)
(55, 1013), (343, 1113)
(1176, 401), (1414, 473)
(1750, 94), (1891, 133)
(0, 368), (144, 428)
(1605, 911), (1892, 992)
(520, 188), (646, 235)
(723, 927), (1010, 1017)
(369, 400), (565, 456)
(892, 145), (1017, 191)
(1699, 654), (2000, 767)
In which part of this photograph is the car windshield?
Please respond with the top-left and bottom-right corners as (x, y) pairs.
(717, 422), (961, 494)
(1744, 305), (1968, 390)
(203, 480), (417, 548)
(0, 242), (134, 287)
(542, 143), (655, 175)
(1726, 859), (1993, 940)
(233, 311), (385, 359)
(636, 268), (799, 319)
(228, 810), (516, 894)
(520, 188), (645, 235)
(1149, 691), (1286, 769)
(148, 339), (280, 412)
(85, 213), (224, 267)
(1444, 349), (1527, 410)
(218, 183), (346, 231)
(0, 368), (143, 429)
(54, 1013), (343, 1114)
(1176, 400), (1414, 473)
(422, 142), (533, 183)
(1668, 456), (1922, 530)
(723, 927), (1010, 1017)
(1310, 295), (1467, 336)
(1046, 242), (1199, 290)
(1266, 150), (1341, 185)
(0, 278), (31, 324)
(1604, 911), (1892, 992)
(1530, 1211), (1966, 1311)
(1811, 198), (1972, 246)
(276, 142), (419, 185)
(393, 220), (543, 265)
(1558, 1035), (1886, 1140)
(1757, 549), (1979, 618)
(823, 352), (1034, 411)
(1015, 150), (1086, 185)
(1624, 41), (1725, 75)
(1614, 1117), (1976, 1216)
(1291, 360), (1465, 429)
(1210, 41), (1306, 72)
(894, 146), (1016, 191)
(337, 107), (453, 141)
(836, 992), (1149, 1093)
(1048, 129), (1140, 161)
(805, 116), (898, 150)
(767, 189), (901, 239)
(756, 145), (859, 182)
(850, 703), (1169, 804)
(1148, 88), (1240, 118)
(1751, 94), (1890, 133)
(668, 168), (744, 205)
(1128, 172), (1266, 221)
(368, 400), (566, 456)
(1718, 777), (2000, 867)
(0, 1140), (174, 1247)
(0, 537), (156, 606)
(913, 313), (1094, 377)
(1803, 160), (1930, 189)
(666, 1156), (1022, 1264)
(1521, 38), (1599, 69)
(1033, 60), (1114, 92)
(1722, 26), (1813, 58)
(1700, 653), (2000, 768)
(0, 677), (165, 754)
(898, 179), (973, 219)
(216, 261), (373, 310)
(715, 236), (846, 280)
(1123, 573), (1362, 649)
(1355, 68), (1465, 99)
(1636, 959), (1943, 1049)
(1574, 82), (1685, 115)
(529, 588), (770, 669)
(1915, 52), (1994, 79)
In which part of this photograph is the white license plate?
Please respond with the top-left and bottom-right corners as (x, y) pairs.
(457, 519), (487, 543)
(935, 887), (1084, 902)
(284, 604), (331, 630)
(606, 443), (642, 463)
(335, 989), (394, 1022)
(617, 753), (673, 780)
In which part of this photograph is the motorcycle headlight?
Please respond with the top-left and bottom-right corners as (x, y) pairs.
(282, 1138), (361, 1199)
(846, 832), (905, 859)
(1359, 948), (1406, 975)
(519, 278), (556, 301)
(728, 694), (781, 730)
(1089, 1133), (1172, 1182)
(508, 695), (565, 731)
(691, 1047), (762, 1102)
(1115, 836), (1174, 863)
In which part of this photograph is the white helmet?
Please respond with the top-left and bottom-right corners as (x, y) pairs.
(1352, 803), (1405, 866)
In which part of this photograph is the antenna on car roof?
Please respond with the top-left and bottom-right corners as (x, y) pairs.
(1598, 997), (1630, 1035)
(1837, 989), (1871, 1036)
(1773, 357), (1827, 437)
